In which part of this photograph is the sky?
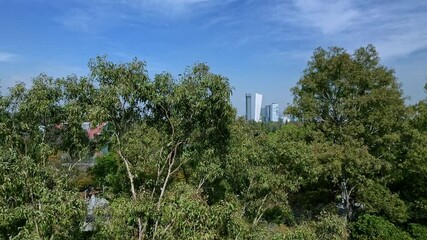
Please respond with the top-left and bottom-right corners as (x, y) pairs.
(1, 0), (426, 115)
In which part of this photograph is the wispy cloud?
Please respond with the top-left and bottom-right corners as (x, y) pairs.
(0, 52), (16, 62)
(270, 0), (427, 59)
(291, 0), (359, 34)
(122, 0), (213, 16)
(58, 0), (227, 32)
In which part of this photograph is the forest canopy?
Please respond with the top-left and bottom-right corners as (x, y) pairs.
(1, 45), (426, 239)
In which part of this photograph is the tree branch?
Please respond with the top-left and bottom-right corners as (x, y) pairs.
(252, 193), (270, 226)
(114, 133), (143, 240)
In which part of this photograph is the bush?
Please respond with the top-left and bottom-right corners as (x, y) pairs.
(351, 214), (411, 240)
(409, 223), (427, 240)
(278, 224), (316, 240)
(314, 212), (348, 240)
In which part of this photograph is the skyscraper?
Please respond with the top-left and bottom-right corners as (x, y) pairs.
(245, 93), (263, 122)
(270, 103), (279, 122)
(263, 105), (271, 123)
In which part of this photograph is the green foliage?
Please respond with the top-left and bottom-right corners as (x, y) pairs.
(93, 183), (258, 240)
(1, 46), (424, 239)
(287, 44), (405, 152)
(0, 147), (85, 239)
(356, 180), (408, 223)
(409, 223), (427, 240)
(87, 56), (150, 133)
(392, 120), (427, 220)
(314, 212), (348, 240)
(274, 212), (347, 240)
(93, 196), (145, 239)
(351, 214), (411, 240)
(91, 153), (128, 194)
(279, 225), (317, 240)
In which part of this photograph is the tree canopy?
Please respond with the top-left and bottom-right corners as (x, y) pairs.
(1, 46), (426, 239)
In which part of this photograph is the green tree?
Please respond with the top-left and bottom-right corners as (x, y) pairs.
(82, 59), (236, 239)
(0, 82), (85, 239)
(286, 45), (407, 221)
(392, 82), (427, 221)
(287, 44), (405, 152)
(0, 147), (85, 239)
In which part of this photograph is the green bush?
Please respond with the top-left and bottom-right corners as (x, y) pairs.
(314, 212), (348, 240)
(278, 224), (316, 240)
(409, 223), (427, 240)
(351, 214), (411, 240)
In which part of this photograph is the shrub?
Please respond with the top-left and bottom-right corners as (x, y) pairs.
(351, 214), (411, 240)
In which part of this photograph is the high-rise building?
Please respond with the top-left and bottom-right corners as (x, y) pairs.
(261, 106), (266, 122)
(270, 103), (279, 122)
(262, 105), (271, 123)
(245, 93), (263, 122)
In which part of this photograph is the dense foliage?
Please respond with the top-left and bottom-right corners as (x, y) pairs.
(1, 45), (426, 239)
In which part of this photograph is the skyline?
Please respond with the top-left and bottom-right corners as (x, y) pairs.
(1, 0), (426, 115)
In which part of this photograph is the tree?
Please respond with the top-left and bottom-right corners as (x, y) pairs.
(391, 82), (427, 221)
(222, 119), (293, 227)
(0, 82), (85, 239)
(80, 59), (236, 239)
(0, 146), (85, 239)
(286, 44), (405, 153)
(285, 45), (412, 222)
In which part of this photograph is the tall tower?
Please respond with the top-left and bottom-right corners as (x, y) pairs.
(245, 94), (252, 121)
(245, 93), (263, 122)
(270, 103), (279, 122)
(264, 105), (271, 123)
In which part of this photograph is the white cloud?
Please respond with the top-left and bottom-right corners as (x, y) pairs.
(58, 0), (223, 32)
(271, 0), (427, 60)
(124, 0), (212, 15)
(292, 0), (359, 34)
(61, 9), (94, 32)
(0, 52), (16, 62)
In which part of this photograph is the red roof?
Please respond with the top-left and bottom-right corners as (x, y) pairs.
(87, 122), (107, 139)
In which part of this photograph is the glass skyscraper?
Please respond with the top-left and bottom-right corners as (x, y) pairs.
(245, 93), (263, 122)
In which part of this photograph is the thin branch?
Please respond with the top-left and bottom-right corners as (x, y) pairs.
(348, 184), (357, 199)
(253, 193), (270, 226)
(151, 146), (166, 198)
(68, 156), (83, 171)
(160, 104), (174, 137)
(153, 141), (183, 239)
(197, 177), (206, 191)
(114, 133), (143, 240)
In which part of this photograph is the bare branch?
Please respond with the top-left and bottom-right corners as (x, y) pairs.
(197, 177), (206, 191)
(114, 133), (143, 240)
(252, 193), (270, 226)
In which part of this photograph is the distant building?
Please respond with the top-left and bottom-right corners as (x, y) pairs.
(262, 105), (271, 123)
(282, 114), (295, 123)
(245, 93), (263, 122)
(261, 103), (280, 123)
(270, 103), (279, 122)
(261, 107), (266, 122)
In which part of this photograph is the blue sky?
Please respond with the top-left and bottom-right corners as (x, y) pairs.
(1, 0), (426, 115)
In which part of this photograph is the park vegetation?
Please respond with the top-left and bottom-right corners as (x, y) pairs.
(1, 45), (426, 239)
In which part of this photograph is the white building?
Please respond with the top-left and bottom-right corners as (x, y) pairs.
(270, 103), (279, 122)
(245, 93), (263, 122)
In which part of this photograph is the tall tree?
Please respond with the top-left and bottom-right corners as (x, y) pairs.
(0, 81), (85, 239)
(286, 45), (407, 221)
(287, 45), (405, 153)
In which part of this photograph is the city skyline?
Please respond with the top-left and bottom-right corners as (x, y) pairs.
(246, 92), (282, 123)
